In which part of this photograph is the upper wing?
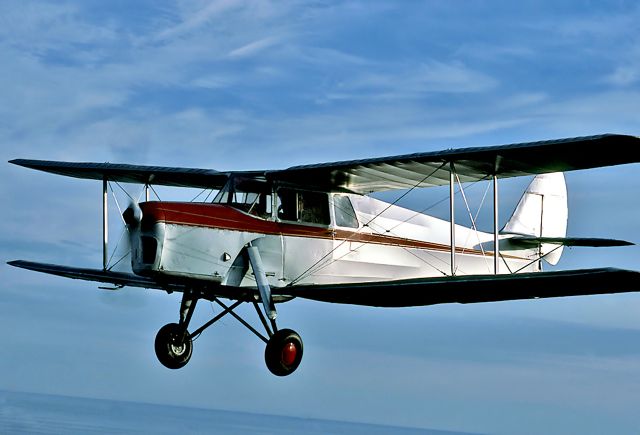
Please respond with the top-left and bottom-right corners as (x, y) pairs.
(8, 160), (262, 189)
(279, 268), (640, 307)
(9, 134), (640, 193)
(270, 134), (640, 193)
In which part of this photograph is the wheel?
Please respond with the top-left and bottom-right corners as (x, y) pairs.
(154, 323), (193, 369)
(264, 328), (303, 376)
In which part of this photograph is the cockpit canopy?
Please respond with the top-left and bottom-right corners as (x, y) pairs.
(212, 176), (358, 228)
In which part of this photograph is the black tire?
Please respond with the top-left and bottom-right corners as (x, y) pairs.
(264, 328), (303, 376)
(154, 323), (193, 369)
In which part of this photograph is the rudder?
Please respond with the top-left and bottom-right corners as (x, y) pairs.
(502, 173), (568, 265)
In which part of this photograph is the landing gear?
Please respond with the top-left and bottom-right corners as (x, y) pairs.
(154, 291), (303, 376)
(154, 323), (193, 369)
(155, 290), (197, 370)
(265, 329), (303, 376)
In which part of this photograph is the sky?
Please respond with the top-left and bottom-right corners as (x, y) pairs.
(2, 1), (640, 434)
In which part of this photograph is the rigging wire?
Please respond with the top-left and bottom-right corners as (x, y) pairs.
(289, 162), (447, 285)
(313, 199), (451, 277)
(149, 185), (162, 201)
(190, 188), (208, 202)
(455, 172), (492, 273)
(105, 182), (130, 269)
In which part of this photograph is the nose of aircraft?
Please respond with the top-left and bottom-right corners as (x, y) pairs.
(122, 201), (143, 227)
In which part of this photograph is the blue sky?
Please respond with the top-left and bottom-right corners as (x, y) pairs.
(2, 1), (640, 434)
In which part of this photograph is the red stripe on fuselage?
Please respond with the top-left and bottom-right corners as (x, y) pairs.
(139, 201), (507, 257)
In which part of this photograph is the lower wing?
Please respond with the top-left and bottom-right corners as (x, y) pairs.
(8, 260), (640, 308)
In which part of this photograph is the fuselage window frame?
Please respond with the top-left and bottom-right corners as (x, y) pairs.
(276, 187), (331, 227)
(333, 194), (359, 229)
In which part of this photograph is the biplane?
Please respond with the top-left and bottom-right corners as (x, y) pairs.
(8, 134), (640, 376)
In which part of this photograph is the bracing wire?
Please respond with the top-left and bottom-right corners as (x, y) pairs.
(190, 188), (208, 202)
(455, 172), (491, 273)
(289, 162), (447, 285)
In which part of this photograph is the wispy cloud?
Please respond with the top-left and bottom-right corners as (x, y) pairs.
(154, 0), (244, 42)
(227, 35), (281, 58)
(606, 65), (640, 86)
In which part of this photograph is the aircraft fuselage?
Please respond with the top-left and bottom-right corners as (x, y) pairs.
(129, 190), (538, 288)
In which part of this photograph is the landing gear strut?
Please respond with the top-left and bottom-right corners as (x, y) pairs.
(154, 291), (197, 369)
(154, 291), (303, 376)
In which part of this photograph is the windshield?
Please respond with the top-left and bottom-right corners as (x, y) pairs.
(213, 177), (272, 219)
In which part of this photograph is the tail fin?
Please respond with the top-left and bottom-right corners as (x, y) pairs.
(502, 172), (568, 265)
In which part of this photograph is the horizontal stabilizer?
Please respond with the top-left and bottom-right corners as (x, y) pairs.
(505, 236), (634, 248)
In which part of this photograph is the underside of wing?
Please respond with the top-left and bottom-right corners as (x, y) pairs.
(269, 134), (640, 193)
(7, 260), (260, 302)
(8, 160), (262, 189)
(10, 261), (640, 308)
(278, 268), (640, 307)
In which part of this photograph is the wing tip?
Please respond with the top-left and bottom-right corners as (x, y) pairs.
(7, 260), (27, 269)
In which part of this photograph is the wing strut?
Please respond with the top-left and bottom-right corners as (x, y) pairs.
(493, 174), (499, 274)
(449, 163), (456, 276)
(102, 177), (108, 271)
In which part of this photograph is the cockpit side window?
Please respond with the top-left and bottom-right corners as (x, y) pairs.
(276, 188), (297, 221)
(333, 195), (359, 228)
(277, 188), (330, 225)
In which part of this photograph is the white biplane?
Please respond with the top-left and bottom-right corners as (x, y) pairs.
(8, 134), (640, 376)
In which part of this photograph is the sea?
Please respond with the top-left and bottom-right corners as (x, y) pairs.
(0, 390), (475, 435)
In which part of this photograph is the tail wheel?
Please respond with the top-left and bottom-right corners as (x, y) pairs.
(264, 329), (303, 376)
(155, 323), (193, 369)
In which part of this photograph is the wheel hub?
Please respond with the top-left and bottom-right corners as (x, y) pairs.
(281, 342), (297, 366)
(170, 341), (187, 356)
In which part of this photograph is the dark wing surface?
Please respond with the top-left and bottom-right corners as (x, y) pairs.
(279, 268), (640, 307)
(7, 260), (259, 302)
(10, 134), (640, 193)
(8, 160), (262, 189)
(9, 261), (640, 308)
(269, 134), (640, 193)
